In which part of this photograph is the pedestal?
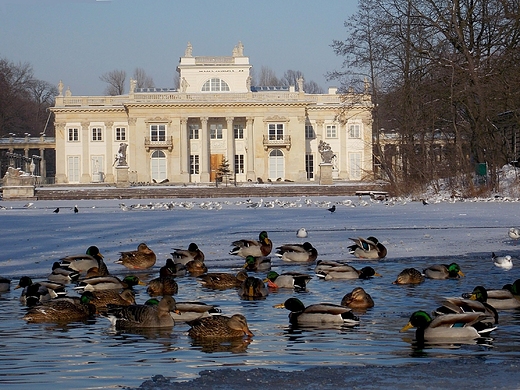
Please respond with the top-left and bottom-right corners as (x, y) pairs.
(319, 163), (333, 185)
(2, 167), (36, 200)
(116, 165), (130, 188)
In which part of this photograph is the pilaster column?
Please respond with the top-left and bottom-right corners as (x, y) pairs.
(39, 148), (46, 179)
(246, 116), (255, 181)
(104, 121), (114, 182)
(200, 116), (210, 182)
(80, 121), (91, 183)
(54, 122), (67, 183)
(180, 118), (189, 176)
(226, 116), (235, 171)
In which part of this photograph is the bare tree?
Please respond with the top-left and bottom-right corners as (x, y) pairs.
(100, 69), (126, 95)
(257, 66), (280, 86)
(304, 80), (324, 94)
(133, 67), (154, 89)
(281, 70), (305, 89)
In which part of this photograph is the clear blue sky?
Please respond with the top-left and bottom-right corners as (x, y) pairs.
(0, 0), (358, 96)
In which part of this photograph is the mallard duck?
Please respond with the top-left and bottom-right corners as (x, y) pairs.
(105, 295), (177, 329)
(264, 271), (312, 290)
(115, 242), (156, 270)
(185, 258), (208, 276)
(47, 261), (80, 284)
(341, 287), (375, 310)
(463, 285), (520, 310)
(314, 260), (347, 273)
(275, 298), (359, 326)
(146, 266), (179, 297)
(348, 236), (387, 259)
(400, 310), (495, 341)
(229, 231), (273, 258)
(75, 275), (145, 291)
(197, 270), (248, 290)
(423, 263), (464, 279)
(0, 276), (11, 292)
(15, 276), (66, 306)
(187, 314), (254, 339)
(433, 296), (498, 333)
(172, 301), (221, 322)
(316, 265), (381, 280)
(243, 255), (271, 272)
(23, 291), (97, 323)
(60, 245), (109, 276)
(90, 289), (136, 314)
(171, 243), (205, 265)
(159, 258), (186, 277)
(275, 242), (318, 263)
(393, 268), (425, 285)
(492, 252), (513, 270)
(238, 276), (268, 298)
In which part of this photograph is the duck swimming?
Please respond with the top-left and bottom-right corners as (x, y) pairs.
(348, 237), (387, 259)
(275, 242), (318, 263)
(105, 295), (177, 329)
(171, 243), (205, 265)
(393, 268), (425, 285)
(115, 243), (156, 270)
(275, 297), (359, 326)
(60, 246), (109, 276)
(187, 314), (254, 339)
(341, 287), (375, 310)
(400, 310), (495, 341)
(423, 263), (464, 279)
(230, 231), (273, 258)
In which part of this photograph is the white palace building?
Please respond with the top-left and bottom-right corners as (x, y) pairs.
(50, 42), (373, 185)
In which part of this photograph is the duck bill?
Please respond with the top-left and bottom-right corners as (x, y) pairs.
(458, 270), (465, 277)
(400, 322), (414, 332)
(244, 326), (254, 337)
(273, 303), (285, 309)
(374, 272), (383, 277)
(138, 280), (147, 286)
(266, 280), (278, 288)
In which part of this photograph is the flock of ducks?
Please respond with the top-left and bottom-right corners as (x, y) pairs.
(1, 223), (520, 348)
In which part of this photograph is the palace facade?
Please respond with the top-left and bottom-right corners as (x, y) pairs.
(51, 42), (373, 185)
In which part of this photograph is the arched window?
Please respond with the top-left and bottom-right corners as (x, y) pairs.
(201, 78), (230, 92)
(151, 150), (167, 182)
(269, 149), (285, 181)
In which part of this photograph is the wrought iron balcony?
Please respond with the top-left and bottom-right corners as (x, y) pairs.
(262, 134), (291, 150)
(144, 136), (173, 152)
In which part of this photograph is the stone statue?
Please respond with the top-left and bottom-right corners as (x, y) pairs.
(185, 42), (193, 57)
(58, 80), (63, 96)
(297, 76), (304, 92)
(65, 87), (71, 97)
(130, 78), (136, 93)
(181, 77), (189, 92)
(233, 41), (244, 57)
(246, 75), (252, 91)
(318, 140), (335, 163)
(114, 143), (128, 166)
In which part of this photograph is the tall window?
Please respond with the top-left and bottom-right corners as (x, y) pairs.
(305, 154), (314, 180)
(268, 123), (284, 140)
(234, 124), (244, 139)
(349, 123), (361, 138)
(150, 124), (166, 141)
(189, 124), (199, 139)
(67, 156), (80, 182)
(210, 124), (223, 139)
(151, 150), (167, 182)
(234, 154), (244, 174)
(201, 78), (230, 92)
(115, 127), (126, 141)
(305, 124), (315, 139)
(68, 128), (79, 142)
(269, 149), (284, 180)
(326, 125), (337, 138)
(349, 153), (362, 180)
(91, 127), (102, 141)
(190, 155), (200, 174)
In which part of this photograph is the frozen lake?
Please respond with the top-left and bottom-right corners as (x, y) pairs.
(0, 195), (520, 389)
